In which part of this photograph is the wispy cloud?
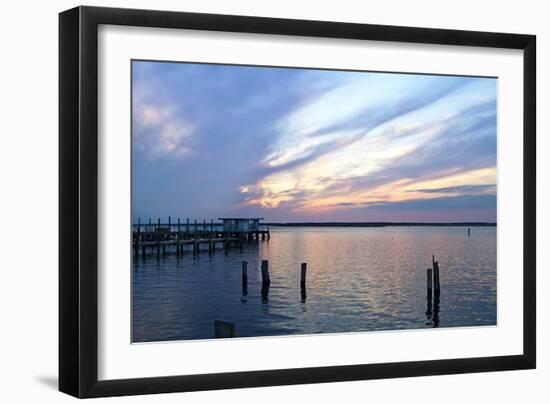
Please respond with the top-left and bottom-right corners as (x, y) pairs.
(409, 184), (496, 195)
(132, 65), (196, 159)
(133, 102), (195, 158)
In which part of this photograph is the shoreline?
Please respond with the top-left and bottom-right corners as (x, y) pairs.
(265, 222), (496, 227)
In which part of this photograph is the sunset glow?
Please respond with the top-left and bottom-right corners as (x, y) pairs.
(132, 61), (497, 222)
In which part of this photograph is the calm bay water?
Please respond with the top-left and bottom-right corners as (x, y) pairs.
(132, 226), (496, 342)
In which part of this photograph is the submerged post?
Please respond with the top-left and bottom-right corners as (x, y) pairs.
(433, 258), (440, 297)
(214, 320), (235, 338)
(427, 268), (433, 300)
(300, 263), (307, 290)
(261, 260), (270, 286)
(242, 261), (248, 290)
(300, 263), (307, 302)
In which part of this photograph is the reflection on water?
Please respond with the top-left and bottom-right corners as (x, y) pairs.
(132, 226), (496, 342)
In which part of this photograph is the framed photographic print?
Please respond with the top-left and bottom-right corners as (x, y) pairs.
(59, 6), (536, 398)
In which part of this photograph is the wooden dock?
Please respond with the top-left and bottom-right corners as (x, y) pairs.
(132, 217), (270, 257)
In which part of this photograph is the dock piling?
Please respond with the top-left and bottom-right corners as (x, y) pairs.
(433, 258), (440, 297)
(426, 268), (433, 300)
(242, 261), (248, 291)
(261, 260), (270, 286)
(214, 320), (235, 338)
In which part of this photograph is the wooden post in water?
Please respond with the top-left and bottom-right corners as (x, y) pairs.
(425, 268), (433, 318)
(214, 320), (235, 338)
(186, 217), (189, 234)
(203, 219), (206, 233)
(427, 268), (433, 300)
(194, 219), (197, 233)
(433, 256), (440, 297)
(300, 263), (307, 290)
(148, 217), (151, 233)
(261, 260), (270, 303)
(242, 261), (248, 289)
(261, 260), (270, 286)
(300, 263), (307, 302)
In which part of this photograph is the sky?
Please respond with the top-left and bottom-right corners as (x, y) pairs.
(132, 61), (497, 223)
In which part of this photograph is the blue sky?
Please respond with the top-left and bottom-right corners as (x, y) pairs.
(132, 61), (497, 223)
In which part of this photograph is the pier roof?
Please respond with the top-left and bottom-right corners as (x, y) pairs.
(218, 217), (264, 221)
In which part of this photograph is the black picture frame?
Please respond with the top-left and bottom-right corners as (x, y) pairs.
(59, 5), (536, 398)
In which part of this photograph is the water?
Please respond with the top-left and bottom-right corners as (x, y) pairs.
(132, 226), (496, 342)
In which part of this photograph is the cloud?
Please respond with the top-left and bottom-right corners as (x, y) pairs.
(133, 102), (195, 158)
(363, 194), (496, 212)
(410, 184), (496, 195)
(261, 75), (470, 175)
(131, 61), (497, 223)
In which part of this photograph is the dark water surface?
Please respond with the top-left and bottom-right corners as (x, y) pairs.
(132, 226), (496, 342)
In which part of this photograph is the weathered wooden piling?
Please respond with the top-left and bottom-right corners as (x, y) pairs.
(426, 268), (433, 300)
(214, 320), (235, 338)
(241, 261), (248, 289)
(433, 258), (440, 297)
(261, 260), (270, 286)
(300, 263), (307, 290)
(186, 217), (189, 233)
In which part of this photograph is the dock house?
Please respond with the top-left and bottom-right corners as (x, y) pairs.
(219, 218), (264, 232)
